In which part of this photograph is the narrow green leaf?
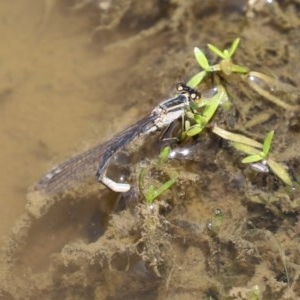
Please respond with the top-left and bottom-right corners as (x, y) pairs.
(207, 43), (226, 59)
(145, 185), (156, 204)
(231, 64), (249, 74)
(186, 124), (203, 136)
(223, 49), (230, 59)
(242, 154), (264, 164)
(202, 94), (220, 123)
(159, 146), (171, 161)
(212, 126), (263, 148)
(187, 71), (207, 88)
(228, 38), (240, 58)
(267, 159), (293, 186)
(194, 47), (211, 71)
(231, 142), (261, 155)
(263, 130), (274, 155)
(193, 114), (206, 124)
(154, 176), (178, 198)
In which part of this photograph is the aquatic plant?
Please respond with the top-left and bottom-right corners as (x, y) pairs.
(182, 38), (295, 186)
(139, 146), (178, 204)
(213, 127), (293, 186)
(140, 38), (295, 204)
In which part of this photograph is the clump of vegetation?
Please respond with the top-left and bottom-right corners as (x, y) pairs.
(140, 38), (296, 205)
(139, 146), (178, 205)
(183, 38), (295, 187)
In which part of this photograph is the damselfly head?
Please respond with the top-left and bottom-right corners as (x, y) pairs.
(176, 82), (200, 101)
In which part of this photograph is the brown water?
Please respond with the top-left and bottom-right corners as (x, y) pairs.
(1, 0), (300, 299)
(0, 0), (138, 244)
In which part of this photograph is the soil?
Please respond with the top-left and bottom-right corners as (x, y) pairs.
(1, 0), (300, 299)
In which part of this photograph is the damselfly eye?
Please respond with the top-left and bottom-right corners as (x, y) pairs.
(176, 83), (184, 92)
(191, 93), (197, 100)
(189, 91), (201, 100)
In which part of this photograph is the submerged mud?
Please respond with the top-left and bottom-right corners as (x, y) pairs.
(1, 0), (300, 299)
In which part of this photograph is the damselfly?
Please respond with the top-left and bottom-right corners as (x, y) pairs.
(33, 83), (199, 195)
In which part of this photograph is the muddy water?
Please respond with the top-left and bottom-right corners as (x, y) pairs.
(0, 1), (137, 244)
(1, 0), (300, 299)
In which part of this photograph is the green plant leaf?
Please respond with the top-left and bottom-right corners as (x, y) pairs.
(267, 159), (293, 186)
(242, 154), (264, 164)
(207, 43), (226, 59)
(159, 146), (171, 161)
(186, 124), (203, 136)
(212, 126), (263, 148)
(187, 71), (207, 88)
(193, 114), (206, 124)
(263, 130), (274, 156)
(231, 142), (261, 155)
(154, 176), (177, 198)
(228, 38), (240, 58)
(194, 47), (211, 71)
(202, 94), (220, 123)
(231, 64), (249, 74)
(145, 185), (156, 204)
